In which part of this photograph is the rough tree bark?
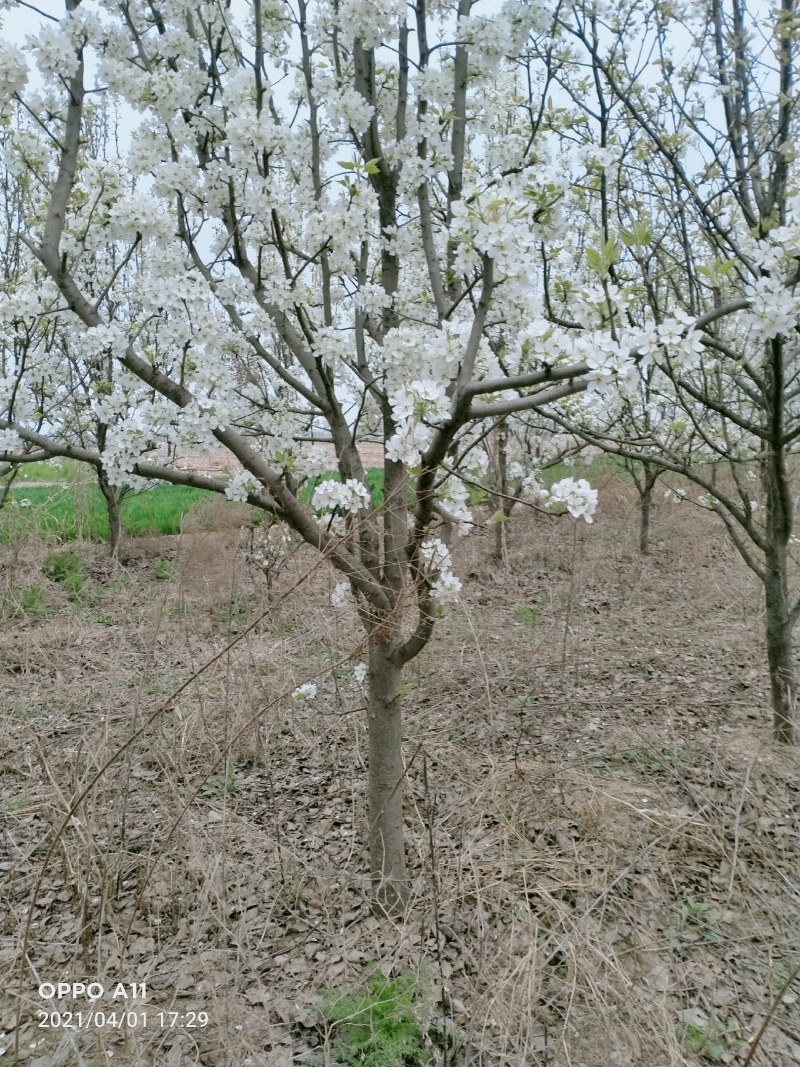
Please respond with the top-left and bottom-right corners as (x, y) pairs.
(637, 462), (659, 556)
(763, 557), (794, 745)
(762, 337), (795, 744)
(96, 468), (122, 558)
(366, 642), (408, 911)
(491, 422), (511, 566)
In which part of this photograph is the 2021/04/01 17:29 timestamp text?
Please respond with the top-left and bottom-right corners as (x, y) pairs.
(38, 1010), (210, 1030)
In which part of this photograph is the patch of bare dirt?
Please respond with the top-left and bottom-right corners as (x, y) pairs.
(1, 482), (798, 1067)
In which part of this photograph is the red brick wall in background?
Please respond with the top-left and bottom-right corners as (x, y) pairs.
(159, 441), (385, 477)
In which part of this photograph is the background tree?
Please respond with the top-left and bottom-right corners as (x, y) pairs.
(464, 417), (586, 565)
(542, 0), (800, 742)
(0, 105), (149, 554)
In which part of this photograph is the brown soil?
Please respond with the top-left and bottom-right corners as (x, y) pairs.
(1, 481), (798, 1067)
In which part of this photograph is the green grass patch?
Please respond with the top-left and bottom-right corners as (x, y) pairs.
(319, 972), (429, 1067)
(616, 746), (680, 773)
(2, 585), (51, 620)
(5, 457), (88, 484)
(42, 550), (86, 592)
(0, 461), (439, 546)
(121, 484), (215, 535)
(4, 469), (391, 543)
(152, 559), (174, 581)
(542, 452), (631, 486)
(2, 483), (216, 542)
(514, 603), (541, 624)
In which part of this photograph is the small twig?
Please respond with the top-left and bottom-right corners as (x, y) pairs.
(740, 960), (800, 1067)
(726, 754), (755, 901)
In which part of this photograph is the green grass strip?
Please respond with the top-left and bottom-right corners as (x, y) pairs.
(2, 483), (214, 542)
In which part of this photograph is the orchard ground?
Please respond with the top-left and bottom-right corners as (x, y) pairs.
(0, 474), (798, 1067)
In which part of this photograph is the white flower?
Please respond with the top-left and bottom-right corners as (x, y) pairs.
(389, 380), (451, 426)
(331, 580), (351, 607)
(418, 538), (461, 604)
(292, 683), (317, 702)
(521, 471), (549, 505)
(584, 144), (622, 170)
(313, 478), (371, 514)
(0, 427), (22, 454)
(745, 276), (799, 341)
(547, 478), (598, 523)
(420, 538), (452, 570)
(225, 470), (261, 502)
(656, 316), (687, 347)
(326, 515), (348, 537)
(385, 422), (433, 467)
(431, 571), (462, 604)
(0, 40), (28, 100)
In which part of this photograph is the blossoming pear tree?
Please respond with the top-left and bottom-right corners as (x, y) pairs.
(0, 105), (154, 553)
(0, 0), (621, 909)
(539, 0), (800, 743)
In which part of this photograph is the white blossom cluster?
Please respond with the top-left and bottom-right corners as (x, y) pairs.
(745, 276), (800, 343)
(451, 175), (564, 275)
(379, 323), (481, 395)
(419, 538), (462, 604)
(331, 580), (352, 608)
(225, 471), (263, 503)
(389, 380), (450, 425)
(28, 7), (101, 81)
(436, 477), (474, 535)
(0, 427), (21, 454)
(312, 478), (371, 514)
(385, 423), (432, 467)
(0, 40), (27, 103)
(520, 471), (597, 523)
(337, 0), (405, 48)
(654, 312), (705, 371)
(385, 380), (453, 468)
(521, 471), (550, 505)
(456, 0), (549, 73)
(546, 478), (598, 524)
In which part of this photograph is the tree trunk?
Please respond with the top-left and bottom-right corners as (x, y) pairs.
(0, 464), (19, 510)
(493, 513), (508, 567)
(761, 335), (795, 744)
(366, 642), (409, 913)
(764, 555), (795, 744)
(491, 420), (511, 567)
(97, 470), (121, 558)
(639, 480), (652, 555)
(639, 466), (657, 555)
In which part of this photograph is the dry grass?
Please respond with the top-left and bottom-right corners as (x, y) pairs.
(1, 483), (799, 1067)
